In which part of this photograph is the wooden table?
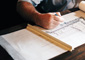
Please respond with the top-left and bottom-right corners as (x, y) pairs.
(50, 44), (85, 60)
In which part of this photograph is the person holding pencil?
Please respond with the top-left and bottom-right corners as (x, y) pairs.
(17, 0), (80, 29)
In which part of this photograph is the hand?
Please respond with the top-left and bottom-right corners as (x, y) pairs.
(34, 12), (65, 29)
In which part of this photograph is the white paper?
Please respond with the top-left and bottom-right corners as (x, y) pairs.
(43, 10), (85, 50)
(2, 29), (66, 60)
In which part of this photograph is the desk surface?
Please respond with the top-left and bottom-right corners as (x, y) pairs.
(50, 44), (85, 60)
(0, 8), (85, 60)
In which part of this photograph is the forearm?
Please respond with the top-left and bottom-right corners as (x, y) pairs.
(17, 1), (40, 22)
(16, 1), (64, 29)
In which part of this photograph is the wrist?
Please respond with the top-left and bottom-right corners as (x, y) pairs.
(32, 12), (42, 24)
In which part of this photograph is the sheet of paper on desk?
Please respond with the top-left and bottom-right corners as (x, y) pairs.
(43, 10), (85, 50)
(1, 10), (85, 60)
(1, 29), (67, 60)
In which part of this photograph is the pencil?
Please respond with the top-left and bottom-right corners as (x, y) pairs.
(56, 12), (61, 17)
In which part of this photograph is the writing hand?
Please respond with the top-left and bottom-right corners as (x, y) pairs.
(34, 12), (65, 29)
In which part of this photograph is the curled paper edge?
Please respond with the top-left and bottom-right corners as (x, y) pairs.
(79, 1), (85, 12)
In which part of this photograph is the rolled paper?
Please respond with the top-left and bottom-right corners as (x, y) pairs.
(79, 1), (85, 12)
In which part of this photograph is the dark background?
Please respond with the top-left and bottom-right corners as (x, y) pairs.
(0, 0), (27, 30)
(0, 0), (24, 60)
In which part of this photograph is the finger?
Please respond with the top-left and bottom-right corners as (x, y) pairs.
(49, 20), (60, 29)
(48, 13), (56, 16)
(52, 20), (60, 25)
(56, 12), (61, 17)
(48, 12), (61, 17)
(54, 16), (65, 22)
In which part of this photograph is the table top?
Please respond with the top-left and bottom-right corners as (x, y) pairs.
(50, 44), (85, 60)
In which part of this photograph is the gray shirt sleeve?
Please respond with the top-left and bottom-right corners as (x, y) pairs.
(18, 0), (43, 7)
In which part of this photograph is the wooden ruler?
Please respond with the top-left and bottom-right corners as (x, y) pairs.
(26, 24), (72, 51)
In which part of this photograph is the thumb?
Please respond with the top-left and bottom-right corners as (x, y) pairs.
(48, 13), (56, 15)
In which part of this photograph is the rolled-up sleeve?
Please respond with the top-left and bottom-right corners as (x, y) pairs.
(18, 0), (42, 7)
